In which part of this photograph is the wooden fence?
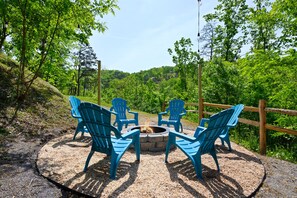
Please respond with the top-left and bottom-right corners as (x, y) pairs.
(185, 99), (297, 155)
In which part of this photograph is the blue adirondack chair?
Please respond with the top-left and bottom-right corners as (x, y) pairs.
(78, 102), (141, 179)
(110, 98), (139, 131)
(199, 104), (244, 151)
(69, 96), (88, 140)
(158, 99), (186, 132)
(165, 108), (234, 180)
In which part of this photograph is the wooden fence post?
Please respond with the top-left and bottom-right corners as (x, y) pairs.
(259, 100), (267, 155)
(97, 60), (101, 105)
(198, 98), (204, 123)
(198, 63), (203, 123)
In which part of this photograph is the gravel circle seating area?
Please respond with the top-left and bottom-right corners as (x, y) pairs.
(37, 130), (265, 197)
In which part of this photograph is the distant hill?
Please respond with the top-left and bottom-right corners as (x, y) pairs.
(101, 66), (177, 89)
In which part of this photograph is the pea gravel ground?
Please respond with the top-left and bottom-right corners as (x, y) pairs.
(0, 116), (296, 197)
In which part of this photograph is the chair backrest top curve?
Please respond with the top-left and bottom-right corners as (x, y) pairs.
(78, 102), (113, 154)
(69, 96), (82, 117)
(168, 99), (185, 120)
(199, 108), (234, 153)
(229, 104), (244, 125)
(111, 98), (128, 119)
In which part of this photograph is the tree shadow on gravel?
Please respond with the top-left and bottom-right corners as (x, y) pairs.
(165, 158), (245, 197)
(216, 144), (263, 165)
(62, 157), (140, 197)
(51, 135), (92, 148)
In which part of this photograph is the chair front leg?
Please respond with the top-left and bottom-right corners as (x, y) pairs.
(110, 153), (119, 179)
(134, 113), (139, 125)
(165, 133), (176, 163)
(209, 149), (220, 172)
(133, 135), (141, 161)
(174, 123), (180, 132)
(193, 155), (203, 180)
(158, 114), (162, 126)
(73, 129), (79, 140)
(117, 123), (123, 132)
(84, 150), (95, 172)
(165, 142), (171, 163)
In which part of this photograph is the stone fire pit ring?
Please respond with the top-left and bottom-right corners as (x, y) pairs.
(127, 125), (174, 152)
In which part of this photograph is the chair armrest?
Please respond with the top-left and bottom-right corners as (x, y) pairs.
(131, 112), (138, 120)
(128, 110), (138, 117)
(110, 107), (117, 115)
(71, 110), (81, 119)
(179, 108), (187, 117)
(110, 125), (122, 138)
(199, 118), (209, 127)
(227, 118), (239, 128)
(158, 111), (167, 115)
(179, 112), (186, 117)
(127, 107), (138, 119)
(158, 111), (167, 120)
(158, 111), (167, 123)
(128, 111), (138, 115)
(121, 129), (140, 139)
(193, 126), (206, 138)
(110, 111), (118, 116)
(169, 130), (196, 142)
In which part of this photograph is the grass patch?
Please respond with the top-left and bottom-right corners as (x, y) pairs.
(231, 125), (297, 163)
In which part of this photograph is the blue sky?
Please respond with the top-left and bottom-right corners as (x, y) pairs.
(89, 1), (219, 73)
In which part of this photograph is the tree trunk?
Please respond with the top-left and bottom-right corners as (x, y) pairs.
(77, 65), (81, 96)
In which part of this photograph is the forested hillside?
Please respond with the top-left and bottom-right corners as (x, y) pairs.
(97, 49), (296, 163)
(0, 54), (74, 136)
(0, 0), (296, 162)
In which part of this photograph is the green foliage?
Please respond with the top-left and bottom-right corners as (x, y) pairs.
(231, 124), (260, 152)
(168, 37), (200, 91)
(272, 0), (297, 49)
(97, 49), (296, 165)
(238, 50), (297, 110)
(248, 0), (276, 51)
(99, 66), (182, 114)
(0, 54), (18, 110)
(101, 69), (129, 89)
(1, 0), (296, 163)
(202, 57), (243, 105)
(204, 0), (249, 61)
(0, 54), (75, 139)
(267, 143), (297, 163)
(0, 0), (118, 119)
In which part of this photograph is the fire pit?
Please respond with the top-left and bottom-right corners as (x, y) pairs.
(127, 125), (173, 152)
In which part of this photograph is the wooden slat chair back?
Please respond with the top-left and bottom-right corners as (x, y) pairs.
(158, 99), (186, 132)
(165, 108), (234, 180)
(69, 96), (88, 140)
(110, 98), (139, 131)
(78, 102), (141, 179)
(198, 104), (244, 150)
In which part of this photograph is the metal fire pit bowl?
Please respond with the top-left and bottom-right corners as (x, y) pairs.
(127, 125), (173, 152)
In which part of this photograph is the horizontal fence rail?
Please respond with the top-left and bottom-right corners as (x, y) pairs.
(185, 100), (297, 155)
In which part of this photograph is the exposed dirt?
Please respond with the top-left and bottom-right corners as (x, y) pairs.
(253, 154), (297, 197)
(0, 128), (68, 197)
(0, 115), (296, 197)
